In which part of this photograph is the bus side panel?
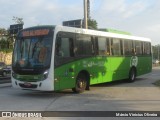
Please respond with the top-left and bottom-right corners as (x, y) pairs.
(107, 57), (130, 81)
(54, 63), (76, 91)
(90, 56), (110, 84)
(54, 57), (111, 90)
(54, 56), (152, 91)
(136, 56), (152, 76)
(90, 56), (131, 84)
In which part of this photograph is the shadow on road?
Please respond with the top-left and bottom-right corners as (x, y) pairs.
(91, 77), (148, 88)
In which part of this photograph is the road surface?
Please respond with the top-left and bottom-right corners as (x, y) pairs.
(0, 67), (160, 120)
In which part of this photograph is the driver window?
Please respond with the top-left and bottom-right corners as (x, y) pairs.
(55, 34), (74, 57)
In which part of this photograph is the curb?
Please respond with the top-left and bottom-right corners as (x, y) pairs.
(0, 80), (11, 83)
(0, 83), (11, 88)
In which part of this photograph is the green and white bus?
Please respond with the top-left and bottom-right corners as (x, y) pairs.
(11, 25), (152, 93)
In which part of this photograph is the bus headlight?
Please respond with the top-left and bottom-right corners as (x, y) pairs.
(43, 70), (49, 79)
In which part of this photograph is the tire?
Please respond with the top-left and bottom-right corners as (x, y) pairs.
(72, 73), (87, 93)
(2, 71), (7, 77)
(128, 68), (136, 82)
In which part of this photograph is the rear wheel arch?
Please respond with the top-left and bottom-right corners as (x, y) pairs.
(72, 70), (90, 93)
(80, 70), (90, 90)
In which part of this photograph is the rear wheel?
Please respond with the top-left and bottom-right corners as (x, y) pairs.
(128, 68), (136, 82)
(72, 73), (87, 93)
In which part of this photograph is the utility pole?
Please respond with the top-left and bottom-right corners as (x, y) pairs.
(84, 0), (88, 29)
(158, 45), (159, 60)
(87, 0), (90, 19)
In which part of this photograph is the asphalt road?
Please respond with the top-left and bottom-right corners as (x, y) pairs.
(0, 67), (160, 120)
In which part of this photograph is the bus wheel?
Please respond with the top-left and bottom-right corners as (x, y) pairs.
(128, 68), (136, 82)
(72, 73), (87, 93)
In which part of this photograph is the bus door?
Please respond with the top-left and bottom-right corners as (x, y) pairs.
(54, 32), (76, 90)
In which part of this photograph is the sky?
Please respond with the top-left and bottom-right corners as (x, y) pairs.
(0, 0), (160, 45)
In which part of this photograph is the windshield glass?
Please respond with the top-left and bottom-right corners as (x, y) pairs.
(12, 28), (54, 74)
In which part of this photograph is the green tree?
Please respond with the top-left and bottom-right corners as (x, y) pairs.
(88, 19), (98, 30)
(12, 16), (24, 24)
(152, 45), (160, 60)
(0, 28), (7, 35)
(0, 28), (13, 50)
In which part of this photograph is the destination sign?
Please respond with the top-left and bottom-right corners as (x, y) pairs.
(22, 29), (50, 37)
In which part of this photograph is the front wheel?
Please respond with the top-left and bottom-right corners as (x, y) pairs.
(72, 73), (87, 93)
(128, 68), (136, 82)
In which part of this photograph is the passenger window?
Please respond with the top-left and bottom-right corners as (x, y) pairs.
(124, 40), (133, 55)
(111, 38), (121, 56)
(76, 34), (92, 56)
(135, 41), (142, 55)
(55, 34), (74, 57)
(98, 37), (107, 55)
(97, 37), (110, 56)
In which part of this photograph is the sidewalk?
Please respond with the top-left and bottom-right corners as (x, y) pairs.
(152, 64), (160, 68)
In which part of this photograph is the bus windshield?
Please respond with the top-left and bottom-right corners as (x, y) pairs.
(12, 30), (53, 74)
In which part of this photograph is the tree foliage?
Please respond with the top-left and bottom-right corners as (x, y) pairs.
(0, 28), (8, 35)
(12, 16), (24, 24)
(152, 45), (160, 60)
(0, 28), (13, 50)
(88, 19), (98, 30)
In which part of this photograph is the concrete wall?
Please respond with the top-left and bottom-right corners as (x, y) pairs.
(0, 52), (12, 65)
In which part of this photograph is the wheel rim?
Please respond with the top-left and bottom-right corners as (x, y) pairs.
(77, 78), (85, 89)
(74, 74), (87, 93)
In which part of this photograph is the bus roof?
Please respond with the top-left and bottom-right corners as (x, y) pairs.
(98, 28), (132, 35)
(22, 25), (55, 30)
(55, 25), (151, 42)
(20, 25), (151, 42)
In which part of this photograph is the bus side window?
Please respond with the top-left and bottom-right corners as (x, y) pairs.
(76, 34), (92, 56)
(111, 38), (121, 56)
(97, 37), (108, 56)
(94, 37), (99, 55)
(91, 37), (95, 55)
(55, 37), (62, 56)
(124, 40), (133, 56)
(132, 41), (136, 55)
(56, 37), (74, 57)
(106, 38), (110, 55)
(135, 41), (143, 55)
